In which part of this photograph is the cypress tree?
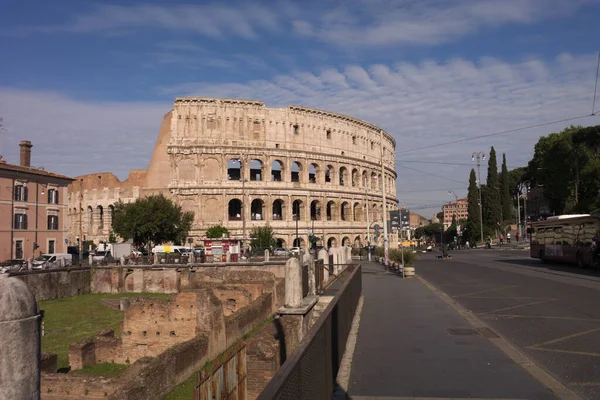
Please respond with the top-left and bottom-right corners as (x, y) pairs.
(466, 169), (481, 242)
(500, 153), (512, 223)
(484, 147), (501, 230)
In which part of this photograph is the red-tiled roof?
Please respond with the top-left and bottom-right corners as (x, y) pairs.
(0, 162), (74, 181)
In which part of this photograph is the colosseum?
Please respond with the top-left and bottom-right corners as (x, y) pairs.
(67, 97), (399, 249)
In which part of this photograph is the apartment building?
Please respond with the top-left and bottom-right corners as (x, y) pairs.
(0, 141), (73, 261)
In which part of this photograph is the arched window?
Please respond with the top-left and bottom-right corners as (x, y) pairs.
(271, 160), (284, 182)
(326, 201), (336, 221)
(327, 237), (337, 247)
(354, 235), (362, 247)
(340, 202), (349, 221)
(293, 237), (305, 248)
(108, 204), (115, 228)
(310, 200), (321, 221)
(292, 199), (303, 220)
(250, 159), (263, 181)
(272, 199), (284, 220)
(251, 199), (264, 220)
(227, 159), (242, 181)
(371, 172), (377, 190)
(342, 237), (351, 246)
(309, 163), (319, 184)
(353, 202), (362, 221)
(339, 167), (348, 186)
(325, 165), (333, 183)
(351, 169), (359, 187)
(87, 206), (94, 234)
(228, 199), (242, 220)
(291, 162), (302, 182)
(362, 170), (368, 187)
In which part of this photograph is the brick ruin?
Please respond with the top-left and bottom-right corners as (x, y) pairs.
(40, 269), (288, 399)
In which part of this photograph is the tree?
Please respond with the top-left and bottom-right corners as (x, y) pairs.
(108, 230), (117, 244)
(206, 225), (230, 238)
(436, 211), (444, 224)
(451, 214), (457, 227)
(249, 225), (276, 249)
(466, 169), (481, 243)
(500, 153), (512, 223)
(112, 194), (194, 248)
(484, 146), (501, 229)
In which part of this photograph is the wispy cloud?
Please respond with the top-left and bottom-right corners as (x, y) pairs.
(11, 3), (280, 39)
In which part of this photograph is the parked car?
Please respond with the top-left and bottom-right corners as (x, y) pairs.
(289, 247), (300, 255)
(92, 251), (111, 262)
(0, 259), (25, 273)
(33, 254), (73, 269)
(272, 248), (287, 256)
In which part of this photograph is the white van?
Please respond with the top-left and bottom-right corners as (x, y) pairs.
(32, 253), (73, 269)
(151, 245), (187, 254)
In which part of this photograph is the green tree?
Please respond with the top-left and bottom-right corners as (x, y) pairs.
(450, 214), (457, 227)
(436, 211), (444, 224)
(108, 230), (117, 244)
(500, 153), (512, 223)
(249, 225), (276, 249)
(112, 194), (194, 248)
(205, 225), (230, 238)
(466, 169), (481, 243)
(484, 147), (501, 229)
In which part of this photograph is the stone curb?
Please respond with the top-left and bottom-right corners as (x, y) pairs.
(416, 274), (581, 400)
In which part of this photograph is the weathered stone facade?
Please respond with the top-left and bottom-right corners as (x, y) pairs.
(68, 98), (399, 248)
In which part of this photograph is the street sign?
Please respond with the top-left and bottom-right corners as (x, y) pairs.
(64, 239), (68, 244)
(390, 210), (401, 231)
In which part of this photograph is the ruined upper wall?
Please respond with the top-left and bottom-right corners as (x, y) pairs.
(169, 97), (396, 170)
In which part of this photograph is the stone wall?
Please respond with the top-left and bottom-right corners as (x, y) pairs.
(225, 292), (274, 347)
(42, 373), (122, 399)
(13, 268), (90, 301)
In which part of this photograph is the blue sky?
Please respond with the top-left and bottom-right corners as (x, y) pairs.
(1, 0), (600, 217)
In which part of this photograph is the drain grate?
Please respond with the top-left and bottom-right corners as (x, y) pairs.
(447, 328), (481, 336)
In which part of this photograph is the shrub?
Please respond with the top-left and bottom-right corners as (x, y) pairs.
(389, 248), (417, 267)
(374, 246), (384, 258)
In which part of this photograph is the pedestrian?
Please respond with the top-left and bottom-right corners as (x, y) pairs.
(507, 232), (511, 244)
(516, 232), (520, 242)
(499, 233), (504, 245)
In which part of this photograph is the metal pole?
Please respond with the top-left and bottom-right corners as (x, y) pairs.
(241, 160), (246, 252)
(35, 182), (39, 257)
(380, 130), (389, 265)
(366, 187), (371, 261)
(295, 214), (299, 247)
(524, 191), (528, 242)
(79, 179), (83, 264)
(477, 155), (484, 245)
(517, 192), (521, 238)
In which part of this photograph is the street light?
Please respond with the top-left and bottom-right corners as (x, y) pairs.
(472, 152), (486, 245)
(516, 180), (531, 241)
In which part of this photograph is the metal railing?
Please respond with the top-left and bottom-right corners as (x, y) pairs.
(257, 264), (362, 400)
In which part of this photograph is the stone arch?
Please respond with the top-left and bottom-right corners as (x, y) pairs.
(276, 238), (286, 248)
(203, 198), (219, 221)
(310, 200), (321, 221)
(250, 159), (263, 181)
(227, 159), (242, 181)
(353, 202), (362, 221)
(97, 205), (104, 232)
(371, 172), (377, 189)
(292, 199), (304, 220)
(293, 237), (305, 248)
(342, 236), (351, 246)
(354, 235), (362, 247)
(340, 201), (350, 221)
(291, 161), (302, 182)
(228, 199), (242, 220)
(362, 170), (368, 187)
(327, 237), (337, 248)
(271, 160), (284, 182)
(339, 167), (348, 186)
(108, 204), (115, 228)
(272, 199), (284, 220)
(325, 165), (334, 183)
(204, 157), (220, 181)
(251, 199), (264, 220)
(326, 200), (337, 221)
(351, 168), (359, 187)
(377, 173), (382, 190)
(87, 206), (94, 234)
(309, 163), (319, 184)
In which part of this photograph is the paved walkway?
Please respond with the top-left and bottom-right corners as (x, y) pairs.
(347, 262), (557, 400)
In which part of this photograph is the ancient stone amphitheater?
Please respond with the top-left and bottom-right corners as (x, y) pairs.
(68, 97), (399, 248)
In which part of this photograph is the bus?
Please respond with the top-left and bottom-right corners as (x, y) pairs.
(530, 214), (600, 267)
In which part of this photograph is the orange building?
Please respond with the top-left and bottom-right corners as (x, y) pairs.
(442, 198), (468, 229)
(0, 141), (73, 262)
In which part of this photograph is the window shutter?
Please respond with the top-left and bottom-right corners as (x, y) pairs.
(24, 186), (28, 202)
(14, 214), (18, 229)
(55, 190), (59, 204)
(23, 214), (28, 230)
(48, 215), (52, 230)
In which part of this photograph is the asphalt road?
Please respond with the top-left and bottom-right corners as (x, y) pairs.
(417, 248), (600, 400)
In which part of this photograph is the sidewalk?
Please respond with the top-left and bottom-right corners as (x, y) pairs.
(347, 262), (556, 400)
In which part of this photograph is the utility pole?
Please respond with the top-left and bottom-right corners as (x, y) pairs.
(79, 179), (83, 264)
(380, 130), (389, 265)
(365, 186), (371, 261)
(472, 152), (486, 245)
(516, 193), (521, 238)
(240, 157), (247, 252)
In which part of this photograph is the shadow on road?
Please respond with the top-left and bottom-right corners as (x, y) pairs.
(494, 257), (600, 278)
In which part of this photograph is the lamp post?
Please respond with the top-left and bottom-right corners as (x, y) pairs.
(365, 183), (371, 261)
(472, 152), (486, 245)
(380, 130), (389, 265)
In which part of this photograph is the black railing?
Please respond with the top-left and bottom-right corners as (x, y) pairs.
(257, 264), (362, 400)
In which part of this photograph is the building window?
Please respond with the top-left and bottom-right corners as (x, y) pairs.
(14, 213), (28, 230)
(48, 215), (59, 230)
(48, 240), (55, 254)
(292, 124), (299, 135)
(326, 130), (331, 139)
(352, 136), (357, 145)
(15, 240), (24, 259)
(48, 189), (59, 204)
(14, 184), (28, 202)
(371, 142), (374, 150)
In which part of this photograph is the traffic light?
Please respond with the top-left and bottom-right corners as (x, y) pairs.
(33, 242), (39, 251)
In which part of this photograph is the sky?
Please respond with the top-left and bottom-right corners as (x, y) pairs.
(1, 0), (600, 218)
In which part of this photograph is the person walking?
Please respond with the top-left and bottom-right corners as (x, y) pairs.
(516, 232), (520, 242)
(499, 233), (504, 245)
(507, 232), (511, 244)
